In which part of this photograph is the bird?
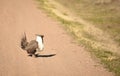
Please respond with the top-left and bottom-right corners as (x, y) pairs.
(21, 33), (44, 57)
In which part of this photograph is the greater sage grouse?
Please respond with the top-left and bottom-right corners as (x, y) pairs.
(21, 33), (44, 57)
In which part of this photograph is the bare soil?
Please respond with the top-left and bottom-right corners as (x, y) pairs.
(0, 0), (114, 76)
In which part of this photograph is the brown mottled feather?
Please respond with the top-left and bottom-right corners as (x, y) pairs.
(21, 33), (38, 55)
(25, 40), (38, 54)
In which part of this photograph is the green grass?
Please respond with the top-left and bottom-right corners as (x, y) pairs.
(79, 37), (120, 76)
(94, 49), (120, 76)
(36, 0), (120, 75)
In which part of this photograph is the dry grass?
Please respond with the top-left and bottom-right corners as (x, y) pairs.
(36, 0), (120, 75)
(55, 0), (120, 43)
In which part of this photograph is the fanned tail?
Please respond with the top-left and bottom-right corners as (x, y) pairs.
(21, 32), (28, 50)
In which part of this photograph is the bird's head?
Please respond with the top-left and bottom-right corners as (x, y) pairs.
(35, 34), (44, 38)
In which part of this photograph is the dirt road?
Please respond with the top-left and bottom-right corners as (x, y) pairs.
(0, 0), (114, 76)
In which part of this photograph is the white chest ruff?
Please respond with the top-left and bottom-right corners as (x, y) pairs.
(36, 36), (44, 51)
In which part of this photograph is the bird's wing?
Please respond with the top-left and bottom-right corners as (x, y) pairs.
(25, 40), (38, 51)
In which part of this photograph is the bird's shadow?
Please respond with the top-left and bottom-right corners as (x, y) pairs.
(35, 54), (56, 58)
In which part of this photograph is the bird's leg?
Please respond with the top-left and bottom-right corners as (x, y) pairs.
(28, 54), (32, 57)
(35, 48), (40, 55)
(33, 54), (37, 58)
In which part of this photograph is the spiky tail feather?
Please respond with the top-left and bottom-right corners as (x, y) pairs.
(21, 32), (28, 50)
